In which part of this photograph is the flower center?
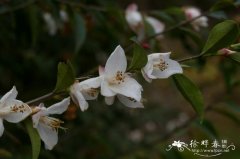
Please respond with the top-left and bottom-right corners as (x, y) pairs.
(10, 104), (28, 113)
(85, 88), (98, 97)
(108, 71), (126, 85)
(153, 58), (168, 71)
(40, 116), (65, 132)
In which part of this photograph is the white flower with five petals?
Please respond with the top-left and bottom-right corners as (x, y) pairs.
(84, 45), (144, 108)
(70, 78), (100, 111)
(183, 6), (208, 31)
(0, 86), (32, 137)
(142, 52), (183, 82)
(32, 97), (70, 150)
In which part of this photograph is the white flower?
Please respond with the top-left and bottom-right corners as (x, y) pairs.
(183, 7), (208, 31)
(70, 78), (101, 111)
(43, 12), (57, 36)
(59, 10), (69, 22)
(125, 3), (165, 40)
(125, 3), (143, 31)
(32, 97), (70, 150)
(145, 16), (165, 39)
(0, 86), (32, 137)
(142, 52), (183, 82)
(86, 45), (144, 108)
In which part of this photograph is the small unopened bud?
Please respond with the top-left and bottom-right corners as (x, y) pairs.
(141, 42), (150, 49)
(217, 48), (236, 56)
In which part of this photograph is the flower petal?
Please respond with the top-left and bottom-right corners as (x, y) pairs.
(3, 101), (32, 123)
(36, 122), (58, 150)
(79, 77), (102, 89)
(104, 45), (127, 77)
(146, 16), (165, 37)
(0, 86), (17, 107)
(141, 69), (153, 83)
(152, 59), (183, 78)
(105, 96), (115, 105)
(32, 112), (42, 128)
(109, 76), (142, 101)
(0, 119), (4, 137)
(70, 91), (88, 111)
(81, 89), (99, 100)
(46, 97), (70, 115)
(101, 80), (116, 97)
(78, 77), (101, 100)
(117, 94), (144, 108)
(148, 52), (170, 61)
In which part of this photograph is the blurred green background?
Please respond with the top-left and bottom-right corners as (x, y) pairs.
(0, 0), (240, 159)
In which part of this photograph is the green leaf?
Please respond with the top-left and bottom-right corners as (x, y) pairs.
(210, 0), (235, 11)
(209, 11), (228, 20)
(194, 119), (218, 139)
(173, 74), (204, 119)
(54, 61), (75, 93)
(128, 43), (148, 71)
(25, 119), (41, 159)
(229, 53), (240, 63)
(73, 12), (86, 53)
(202, 20), (239, 54)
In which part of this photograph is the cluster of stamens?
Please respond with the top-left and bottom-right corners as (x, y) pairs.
(10, 104), (27, 113)
(40, 116), (65, 132)
(153, 58), (168, 71)
(109, 71), (126, 85)
(86, 88), (98, 97)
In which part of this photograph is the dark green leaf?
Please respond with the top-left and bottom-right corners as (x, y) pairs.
(173, 74), (204, 119)
(150, 11), (175, 24)
(54, 61), (75, 93)
(209, 11), (228, 20)
(194, 119), (218, 139)
(25, 119), (41, 159)
(210, 0), (235, 11)
(73, 12), (86, 53)
(128, 44), (148, 71)
(202, 20), (239, 54)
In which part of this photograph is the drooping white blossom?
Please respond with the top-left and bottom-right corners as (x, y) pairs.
(145, 16), (165, 39)
(86, 45), (144, 108)
(0, 86), (32, 137)
(183, 6), (208, 31)
(142, 52), (183, 82)
(43, 12), (58, 36)
(70, 78), (101, 111)
(125, 3), (165, 40)
(32, 97), (70, 150)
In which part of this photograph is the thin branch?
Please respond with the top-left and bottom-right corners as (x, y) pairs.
(26, 92), (54, 105)
(143, 11), (209, 42)
(178, 54), (203, 63)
